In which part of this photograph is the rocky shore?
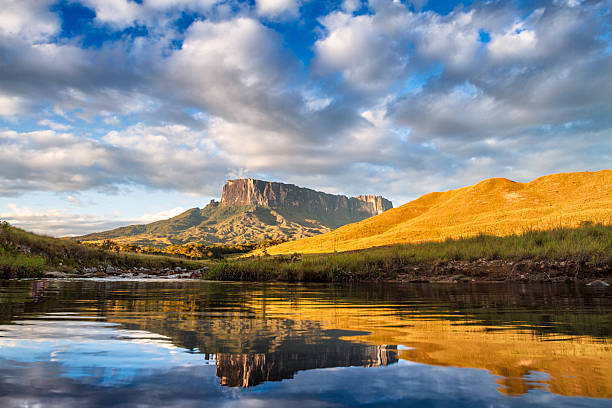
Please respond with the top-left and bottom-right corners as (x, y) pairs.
(44, 265), (208, 279)
(41, 258), (611, 286)
(390, 258), (612, 284)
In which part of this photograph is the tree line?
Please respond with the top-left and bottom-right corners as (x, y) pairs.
(79, 238), (286, 259)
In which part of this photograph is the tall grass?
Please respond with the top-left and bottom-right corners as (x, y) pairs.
(207, 223), (612, 282)
(0, 249), (46, 278)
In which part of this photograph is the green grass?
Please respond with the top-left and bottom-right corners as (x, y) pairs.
(0, 222), (209, 278)
(206, 223), (612, 282)
(0, 249), (46, 278)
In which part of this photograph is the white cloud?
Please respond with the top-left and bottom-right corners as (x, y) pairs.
(256, 0), (300, 19)
(0, 0), (610, 214)
(38, 119), (73, 131)
(166, 17), (303, 132)
(341, 0), (361, 14)
(80, 0), (143, 28)
(137, 206), (186, 223)
(103, 115), (121, 126)
(315, 10), (413, 92)
(80, 0), (222, 29)
(0, 126), (226, 196)
(66, 195), (83, 207)
(0, 94), (25, 117)
(488, 24), (538, 61)
(0, 204), (123, 237)
(0, 203), (187, 237)
(0, 0), (58, 41)
(314, 5), (482, 92)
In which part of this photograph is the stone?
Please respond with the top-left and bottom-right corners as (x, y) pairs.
(586, 280), (610, 287)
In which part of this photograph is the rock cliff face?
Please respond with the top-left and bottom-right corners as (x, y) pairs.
(220, 179), (392, 220)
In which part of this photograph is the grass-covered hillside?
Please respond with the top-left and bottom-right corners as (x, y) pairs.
(265, 170), (612, 255)
(210, 223), (612, 282)
(74, 204), (337, 247)
(0, 222), (206, 278)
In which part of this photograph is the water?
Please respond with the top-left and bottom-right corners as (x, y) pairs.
(0, 280), (610, 407)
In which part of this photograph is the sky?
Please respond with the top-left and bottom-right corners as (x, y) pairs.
(0, 0), (610, 237)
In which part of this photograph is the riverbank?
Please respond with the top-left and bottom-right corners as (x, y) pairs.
(41, 258), (611, 285)
(206, 224), (612, 283)
(4, 221), (612, 284)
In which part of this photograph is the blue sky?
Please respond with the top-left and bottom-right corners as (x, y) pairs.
(0, 0), (610, 236)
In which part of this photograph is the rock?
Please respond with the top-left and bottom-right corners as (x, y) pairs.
(586, 280), (610, 287)
(220, 179), (392, 218)
(44, 271), (70, 278)
(106, 265), (115, 273)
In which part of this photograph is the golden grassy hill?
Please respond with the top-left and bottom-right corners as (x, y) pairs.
(266, 170), (612, 255)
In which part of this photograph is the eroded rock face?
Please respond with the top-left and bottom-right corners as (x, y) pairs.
(220, 179), (392, 220)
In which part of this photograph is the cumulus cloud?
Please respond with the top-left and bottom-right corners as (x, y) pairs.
(0, 94), (26, 117)
(0, 0), (59, 41)
(0, 0), (609, 216)
(0, 126), (226, 196)
(165, 17), (305, 132)
(80, 0), (221, 28)
(256, 0), (301, 19)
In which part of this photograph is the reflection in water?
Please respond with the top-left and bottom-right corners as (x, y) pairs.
(0, 279), (610, 407)
(216, 345), (397, 387)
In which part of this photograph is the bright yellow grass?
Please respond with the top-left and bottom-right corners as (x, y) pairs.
(266, 170), (612, 255)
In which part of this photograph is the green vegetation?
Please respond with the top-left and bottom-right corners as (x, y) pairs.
(2, 221), (610, 281)
(81, 238), (286, 259)
(0, 249), (46, 278)
(207, 223), (612, 282)
(0, 221), (207, 278)
(72, 202), (333, 248)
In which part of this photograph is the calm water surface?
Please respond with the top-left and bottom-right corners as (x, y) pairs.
(0, 279), (610, 407)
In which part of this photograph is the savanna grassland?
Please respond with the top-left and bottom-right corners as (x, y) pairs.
(208, 223), (612, 282)
(264, 170), (612, 255)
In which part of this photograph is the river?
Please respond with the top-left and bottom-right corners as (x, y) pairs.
(0, 279), (610, 407)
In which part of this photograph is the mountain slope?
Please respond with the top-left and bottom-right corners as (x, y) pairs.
(265, 170), (612, 254)
(75, 179), (393, 247)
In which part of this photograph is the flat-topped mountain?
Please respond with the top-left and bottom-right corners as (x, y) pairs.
(221, 178), (392, 217)
(75, 179), (393, 247)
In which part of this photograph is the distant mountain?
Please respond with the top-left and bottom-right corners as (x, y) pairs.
(264, 170), (612, 254)
(74, 179), (393, 247)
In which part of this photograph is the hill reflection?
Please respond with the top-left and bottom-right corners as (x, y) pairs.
(0, 280), (610, 398)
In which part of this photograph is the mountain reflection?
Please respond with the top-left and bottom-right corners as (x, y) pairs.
(215, 345), (397, 387)
(0, 279), (610, 399)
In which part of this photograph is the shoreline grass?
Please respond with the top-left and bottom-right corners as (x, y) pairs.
(0, 222), (209, 278)
(207, 223), (612, 282)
